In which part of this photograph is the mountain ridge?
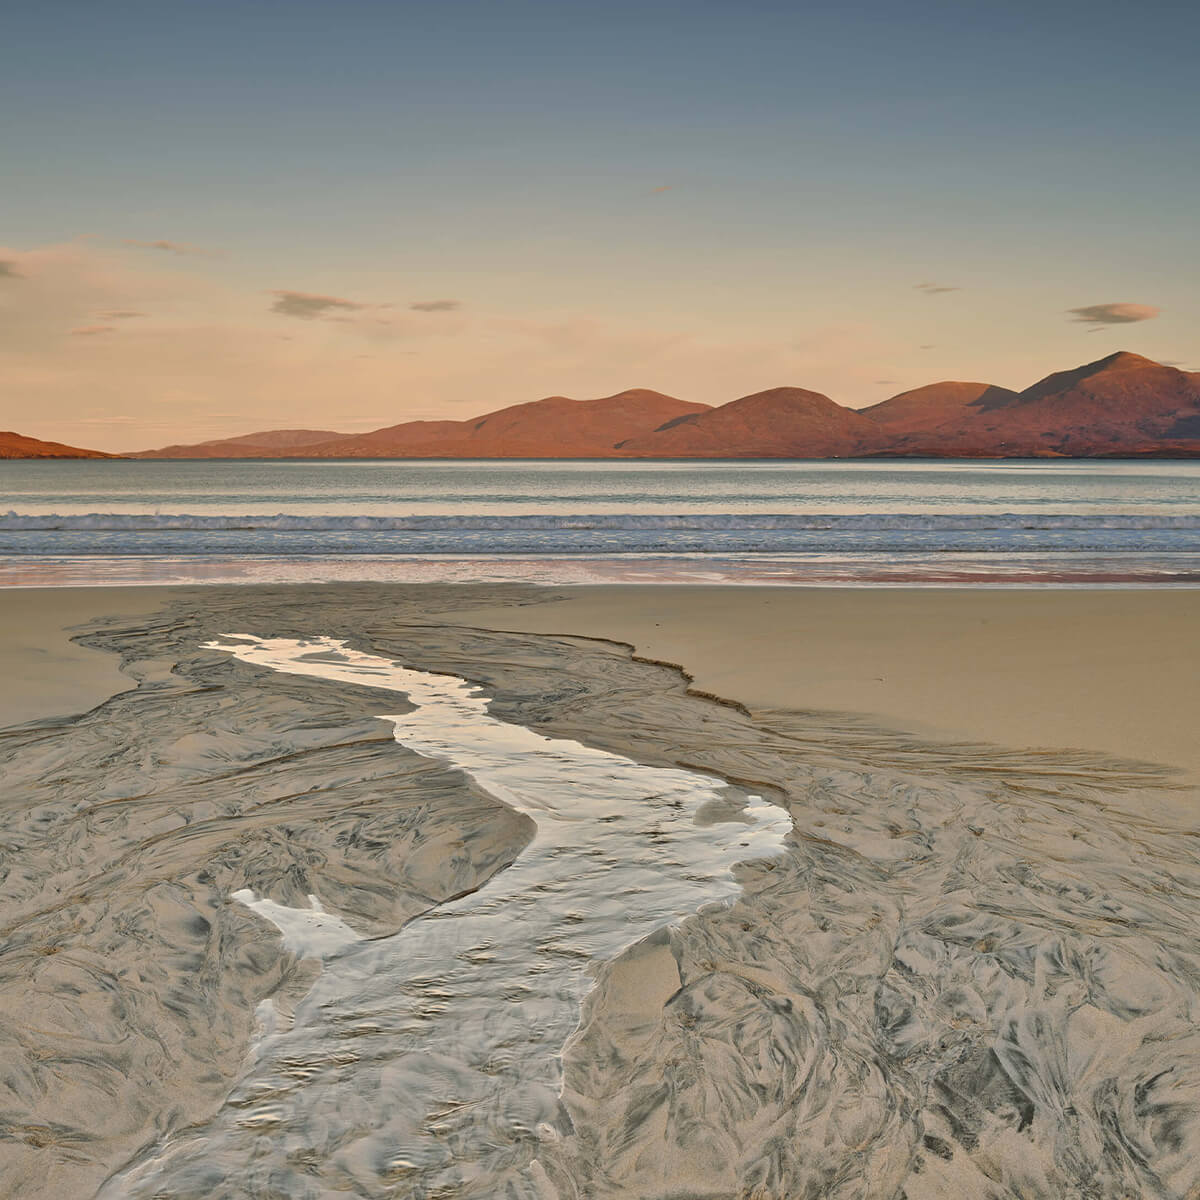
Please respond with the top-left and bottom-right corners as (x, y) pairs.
(7, 352), (1200, 459)
(614, 387), (885, 458)
(308, 389), (709, 459)
(877, 351), (1200, 457)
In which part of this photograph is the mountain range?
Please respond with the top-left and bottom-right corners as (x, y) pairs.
(6, 352), (1200, 459)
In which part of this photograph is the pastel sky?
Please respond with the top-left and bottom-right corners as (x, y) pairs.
(2, 0), (1198, 450)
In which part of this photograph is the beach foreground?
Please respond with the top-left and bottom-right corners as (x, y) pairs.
(3, 584), (1196, 779)
(448, 585), (1200, 783)
(1, 583), (1198, 1198)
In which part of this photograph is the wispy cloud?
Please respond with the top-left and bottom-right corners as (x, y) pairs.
(123, 238), (222, 258)
(0, 259), (23, 279)
(914, 282), (960, 295)
(99, 309), (145, 320)
(269, 290), (366, 319)
(70, 324), (117, 336)
(1068, 302), (1160, 327)
(650, 185), (672, 194)
(409, 298), (461, 313)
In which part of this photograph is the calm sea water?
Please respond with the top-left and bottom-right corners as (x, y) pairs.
(1, 458), (1198, 586)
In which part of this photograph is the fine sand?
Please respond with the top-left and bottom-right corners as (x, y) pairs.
(3, 584), (1196, 779)
(0, 587), (166, 726)
(2, 582), (1199, 1198)
(449, 585), (1200, 782)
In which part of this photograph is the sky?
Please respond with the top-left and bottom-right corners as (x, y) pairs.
(2, 0), (1198, 451)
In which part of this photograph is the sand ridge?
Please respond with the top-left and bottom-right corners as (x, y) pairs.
(1, 582), (1198, 1197)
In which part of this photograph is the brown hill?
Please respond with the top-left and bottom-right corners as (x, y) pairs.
(860, 382), (1020, 432)
(615, 387), (884, 458)
(136, 389), (711, 459)
(0, 431), (115, 459)
(996, 351), (1200, 452)
(891, 352), (1200, 456)
(304, 388), (709, 457)
(124, 354), (1200, 460)
(132, 429), (345, 459)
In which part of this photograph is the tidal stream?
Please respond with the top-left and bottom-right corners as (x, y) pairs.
(101, 636), (789, 1197)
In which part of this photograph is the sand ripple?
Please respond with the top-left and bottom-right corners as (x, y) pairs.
(0, 584), (1197, 1199)
(100, 635), (786, 1197)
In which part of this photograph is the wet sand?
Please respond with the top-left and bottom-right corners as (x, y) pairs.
(1, 582), (1198, 1198)
(3, 584), (1196, 777)
(450, 585), (1200, 783)
(0, 587), (165, 727)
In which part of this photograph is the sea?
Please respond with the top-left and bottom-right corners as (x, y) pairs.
(1, 457), (1198, 586)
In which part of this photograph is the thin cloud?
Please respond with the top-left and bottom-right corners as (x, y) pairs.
(1068, 302), (1160, 327)
(123, 238), (222, 258)
(650, 185), (672, 194)
(269, 290), (365, 319)
(919, 344), (936, 350)
(914, 282), (960, 295)
(70, 324), (117, 336)
(875, 379), (897, 385)
(0, 259), (23, 279)
(99, 309), (145, 319)
(409, 299), (461, 313)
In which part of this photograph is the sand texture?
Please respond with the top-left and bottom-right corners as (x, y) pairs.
(0, 587), (164, 727)
(449, 585), (1200, 782)
(0, 583), (1198, 1198)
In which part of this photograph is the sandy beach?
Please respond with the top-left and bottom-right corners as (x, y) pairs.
(13, 2), (1200, 1195)
(4, 584), (1196, 778)
(0, 587), (166, 727)
(449, 585), (1200, 783)
(1, 582), (1198, 1198)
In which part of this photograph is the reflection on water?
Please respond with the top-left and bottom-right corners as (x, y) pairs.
(102, 637), (789, 1198)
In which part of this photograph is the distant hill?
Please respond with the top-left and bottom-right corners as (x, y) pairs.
(137, 389), (711, 459)
(131, 429), (345, 459)
(975, 351), (1200, 455)
(872, 352), (1200, 457)
(614, 387), (884, 457)
(859, 382), (1021, 433)
(318, 389), (709, 458)
(118, 352), (1200, 460)
(0, 431), (115, 459)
